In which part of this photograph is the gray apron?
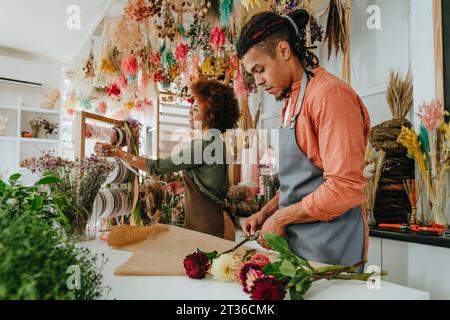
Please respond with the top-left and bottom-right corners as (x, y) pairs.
(279, 73), (366, 268)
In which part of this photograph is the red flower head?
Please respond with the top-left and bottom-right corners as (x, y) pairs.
(106, 83), (121, 97)
(250, 254), (271, 269)
(244, 268), (265, 293)
(250, 276), (286, 301)
(175, 43), (189, 63)
(183, 252), (211, 279)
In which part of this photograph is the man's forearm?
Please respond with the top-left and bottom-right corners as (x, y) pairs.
(273, 201), (318, 227)
(260, 193), (280, 218)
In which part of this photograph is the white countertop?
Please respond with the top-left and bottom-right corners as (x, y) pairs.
(79, 239), (430, 300)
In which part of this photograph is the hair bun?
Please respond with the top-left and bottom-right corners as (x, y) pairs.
(287, 9), (310, 30)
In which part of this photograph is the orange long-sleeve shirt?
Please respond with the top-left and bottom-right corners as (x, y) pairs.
(281, 67), (371, 225)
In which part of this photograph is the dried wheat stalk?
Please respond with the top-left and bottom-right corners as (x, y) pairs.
(386, 69), (413, 119)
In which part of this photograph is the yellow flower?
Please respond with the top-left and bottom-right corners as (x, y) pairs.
(210, 254), (239, 282)
(100, 56), (116, 74)
(125, 101), (135, 110)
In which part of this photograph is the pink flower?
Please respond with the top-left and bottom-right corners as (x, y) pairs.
(210, 27), (226, 54)
(175, 43), (189, 63)
(121, 54), (138, 76)
(149, 52), (161, 65)
(119, 75), (128, 88)
(236, 261), (261, 291)
(417, 100), (445, 131)
(250, 254), (271, 269)
(98, 102), (107, 114)
(245, 268), (265, 293)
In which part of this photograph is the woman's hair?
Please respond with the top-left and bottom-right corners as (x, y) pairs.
(236, 9), (319, 77)
(190, 80), (241, 133)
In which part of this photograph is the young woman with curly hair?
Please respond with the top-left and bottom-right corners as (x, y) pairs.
(95, 80), (241, 239)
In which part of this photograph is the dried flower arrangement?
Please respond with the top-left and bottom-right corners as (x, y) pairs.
(363, 144), (386, 226)
(29, 153), (114, 238)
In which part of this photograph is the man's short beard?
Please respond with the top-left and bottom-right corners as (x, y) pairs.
(275, 87), (291, 101)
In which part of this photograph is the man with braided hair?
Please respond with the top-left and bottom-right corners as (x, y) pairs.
(238, 9), (371, 269)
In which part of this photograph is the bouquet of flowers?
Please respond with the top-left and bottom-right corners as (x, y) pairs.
(29, 153), (114, 237)
(183, 233), (385, 300)
(397, 100), (449, 226)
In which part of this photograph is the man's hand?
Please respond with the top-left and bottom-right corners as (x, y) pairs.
(94, 142), (119, 158)
(241, 211), (269, 237)
(259, 211), (286, 250)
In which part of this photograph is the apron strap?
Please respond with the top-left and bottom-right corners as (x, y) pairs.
(290, 71), (309, 129)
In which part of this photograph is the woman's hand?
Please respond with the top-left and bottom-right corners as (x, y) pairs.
(94, 142), (119, 158)
(166, 181), (185, 196)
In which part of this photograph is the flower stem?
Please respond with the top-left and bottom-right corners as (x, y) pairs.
(220, 234), (259, 256)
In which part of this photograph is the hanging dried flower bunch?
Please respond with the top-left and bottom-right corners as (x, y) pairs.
(192, 0), (220, 20)
(124, 0), (162, 23)
(187, 18), (212, 52)
(210, 26), (226, 54)
(121, 53), (139, 76)
(240, 0), (261, 11)
(155, 4), (178, 41)
(324, 0), (347, 60)
(299, 16), (323, 46)
(113, 17), (145, 53)
(83, 50), (95, 79)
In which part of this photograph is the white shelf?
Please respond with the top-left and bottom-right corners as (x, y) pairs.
(21, 107), (60, 115)
(0, 136), (18, 142)
(20, 137), (58, 144)
(0, 104), (19, 111)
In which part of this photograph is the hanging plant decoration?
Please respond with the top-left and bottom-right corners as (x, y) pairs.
(106, 83), (122, 98)
(299, 16), (324, 46)
(219, 0), (234, 28)
(100, 54), (117, 75)
(83, 51), (95, 79)
(210, 26), (226, 55)
(201, 56), (216, 78)
(162, 47), (176, 69)
(240, 0), (261, 12)
(324, 0), (347, 60)
(124, 0), (161, 23)
(156, 4), (178, 41)
(175, 43), (189, 63)
(113, 17), (145, 53)
(187, 18), (212, 52)
(121, 53), (139, 76)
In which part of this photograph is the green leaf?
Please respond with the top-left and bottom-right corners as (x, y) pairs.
(0, 180), (6, 190)
(31, 196), (44, 210)
(262, 261), (284, 278)
(197, 249), (219, 261)
(280, 259), (296, 278)
(35, 176), (62, 186)
(8, 174), (21, 183)
(295, 277), (312, 298)
(264, 233), (291, 256)
(289, 287), (305, 300)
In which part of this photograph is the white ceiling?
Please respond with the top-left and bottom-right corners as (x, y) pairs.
(0, 0), (121, 63)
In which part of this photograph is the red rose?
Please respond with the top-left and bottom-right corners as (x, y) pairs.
(183, 252), (210, 279)
(250, 276), (286, 301)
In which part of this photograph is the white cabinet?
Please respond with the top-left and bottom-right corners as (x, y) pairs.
(370, 236), (450, 299)
(0, 82), (62, 185)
